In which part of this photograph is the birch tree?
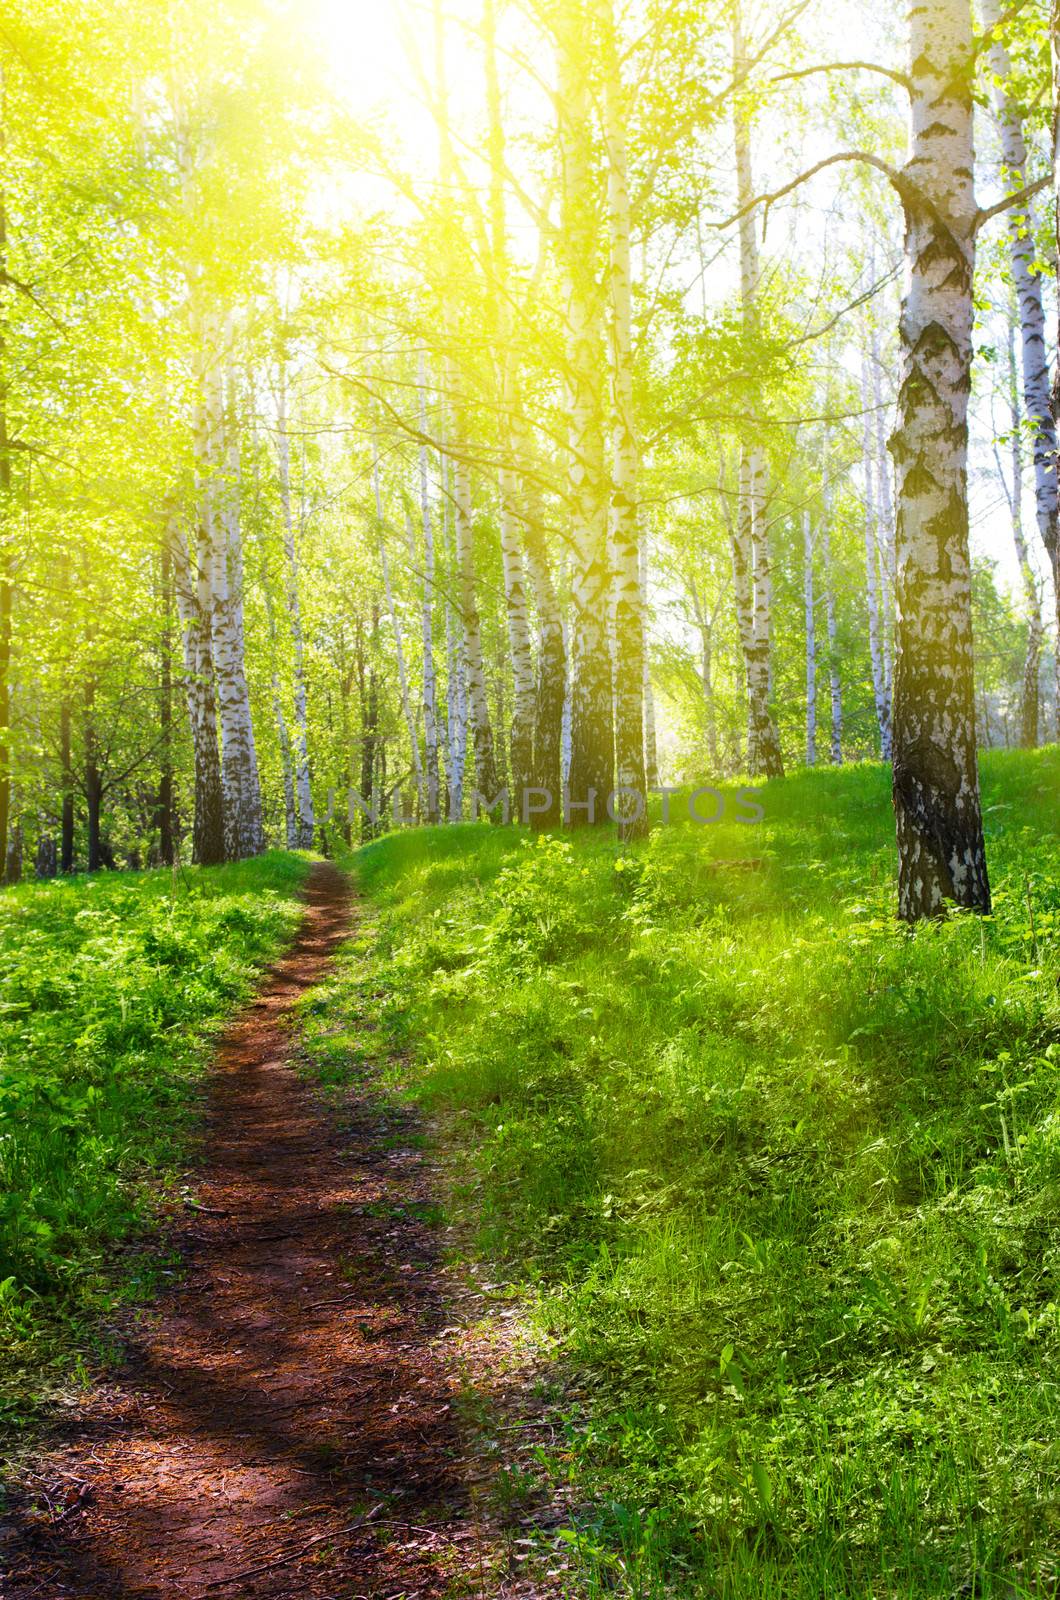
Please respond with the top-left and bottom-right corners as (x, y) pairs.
(601, 0), (647, 835)
(167, 505), (225, 865)
(275, 364), (315, 847)
(997, 316), (1044, 746)
(983, 0), (1058, 741)
(483, 0), (535, 814)
(861, 352), (892, 757)
(819, 442), (843, 763)
(417, 355), (441, 823)
(210, 348), (265, 859)
(555, 2), (614, 822)
(804, 508), (817, 766)
(732, 8), (783, 779)
(373, 443), (425, 815)
(640, 533), (659, 788)
(887, 0), (988, 916)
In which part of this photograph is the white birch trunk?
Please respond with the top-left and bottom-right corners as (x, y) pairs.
(417, 353), (441, 822)
(601, 0), (646, 833)
(732, 8), (783, 778)
(442, 462), (467, 820)
(195, 305), (264, 861)
(216, 345), (265, 857)
(374, 442), (425, 815)
(449, 409), (498, 803)
(986, 0), (1060, 740)
(1003, 316), (1044, 746)
(498, 481), (535, 804)
(257, 524), (298, 849)
(508, 412), (566, 825)
(640, 532), (659, 788)
(167, 502), (224, 864)
(557, 7), (613, 818)
(276, 367), (315, 847)
(871, 324), (896, 705)
(1052, 0), (1060, 739)
(559, 545), (573, 790)
(861, 353), (892, 758)
(804, 508), (817, 767)
(890, 0), (989, 918)
(819, 443), (843, 764)
(984, 0), (1060, 563)
(689, 574), (719, 772)
(483, 0), (535, 812)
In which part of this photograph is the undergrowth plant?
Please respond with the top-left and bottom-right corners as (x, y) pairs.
(348, 749), (1060, 1599)
(0, 850), (309, 1434)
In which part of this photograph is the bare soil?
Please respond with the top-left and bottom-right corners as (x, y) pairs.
(2, 862), (550, 1599)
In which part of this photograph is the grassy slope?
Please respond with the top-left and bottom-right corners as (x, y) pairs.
(349, 749), (1060, 1599)
(0, 851), (310, 1432)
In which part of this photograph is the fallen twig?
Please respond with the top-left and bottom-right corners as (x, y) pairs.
(203, 1503), (386, 1588)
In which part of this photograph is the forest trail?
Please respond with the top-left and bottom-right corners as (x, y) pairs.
(5, 862), (527, 1599)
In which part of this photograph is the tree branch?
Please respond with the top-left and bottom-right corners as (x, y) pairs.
(710, 151), (904, 230)
(770, 61), (912, 92)
(974, 173), (1051, 230)
(0, 268), (68, 332)
(972, 0), (1032, 61)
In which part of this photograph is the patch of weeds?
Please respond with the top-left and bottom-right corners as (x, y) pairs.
(344, 752), (1060, 1598)
(0, 850), (310, 1436)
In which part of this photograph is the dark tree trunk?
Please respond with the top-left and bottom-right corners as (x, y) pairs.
(35, 833), (57, 879)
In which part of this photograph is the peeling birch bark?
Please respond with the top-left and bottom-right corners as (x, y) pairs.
(640, 533), (659, 789)
(374, 443), (425, 816)
(275, 366), (315, 848)
(417, 355), (441, 822)
(984, 0), (1058, 741)
(167, 503), (224, 866)
(601, 0), (646, 835)
(871, 323), (896, 704)
(483, 0), (535, 815)
(889, 0), (989, 918)
(1002, 317), (1044, 747)
(263, 564), (297, 848)
(512, 420), (565, 827)
(689, 573), (720, 772)
(804, 508), (817, 767)
(862, 353), (892, 758)
(820, 441), (843, 763)
(731, 8), (783, 778)
(556, 3), (614, 820)
(442, 461), (467, 820)
(216, 351), (265, 858)
(449, 411), (498, 805)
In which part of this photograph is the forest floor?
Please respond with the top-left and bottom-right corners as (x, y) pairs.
(5, 751), (1060, 1598)
(1, 862), (560, 1599)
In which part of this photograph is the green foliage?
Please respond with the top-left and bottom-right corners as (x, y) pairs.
(350, 750), (1060, 1597)
(0, 851), (308, 1430)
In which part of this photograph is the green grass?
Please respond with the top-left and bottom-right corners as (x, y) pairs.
(345, 748), (1060, 1599)
(0, 850), (310, 1433)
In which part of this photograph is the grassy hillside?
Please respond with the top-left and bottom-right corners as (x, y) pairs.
(0, 852), (310, 1431)
(348, 749), (1060, 1598)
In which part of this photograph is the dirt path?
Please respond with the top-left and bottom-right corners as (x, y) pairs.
(3, 862), (530, 1598)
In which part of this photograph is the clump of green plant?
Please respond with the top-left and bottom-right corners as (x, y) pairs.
(0, 850), (309, 1431)
(349, 749), (1060, 1598)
